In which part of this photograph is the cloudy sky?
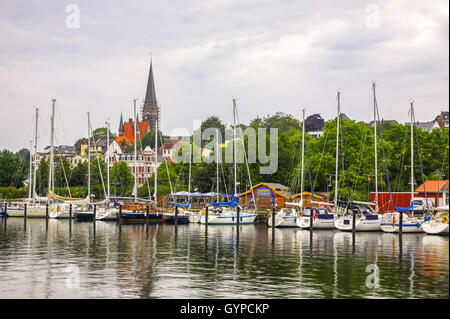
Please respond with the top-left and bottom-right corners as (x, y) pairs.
(0, 0), (448, 152)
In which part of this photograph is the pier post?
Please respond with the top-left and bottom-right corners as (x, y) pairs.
(69, 204), (72, 220)
(175, 206), (178, 226)
(93, 204), (96, 221)
(118, 205), (122, 223)
(352, 208), (356, 233)
(205, 206), (209, 226)
(24, 203), (27, 218)
(46, 203), (49, 219)
(399, 211), (403, 235)
(309, 208), (313, 231)
(272, 207), (276, 228)
(237, 206), (240, 227)
(4, 203), (7, 217)
(272, 207), (275, 245)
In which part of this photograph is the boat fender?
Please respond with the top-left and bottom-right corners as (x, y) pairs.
(442, 216), (449, 224)
(57, 205), (61, 213)
(416, 222), (421, 228)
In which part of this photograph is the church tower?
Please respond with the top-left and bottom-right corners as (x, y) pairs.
(142, 61), (160, 132)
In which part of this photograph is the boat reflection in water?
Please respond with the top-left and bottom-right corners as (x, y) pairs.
(0, 219), (447, 299)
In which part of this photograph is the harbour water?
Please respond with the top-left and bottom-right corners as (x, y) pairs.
(0, 217), (448, 299)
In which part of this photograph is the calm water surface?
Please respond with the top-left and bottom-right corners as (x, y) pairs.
(0, 217), (448, 299)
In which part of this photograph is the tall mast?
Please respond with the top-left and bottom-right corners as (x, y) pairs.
(188, 144), (192, 194)
(216, 128), (220, 203)
(334, 91), (340, 209)
(48, 99), (56, 193)
(373, 83), (378, 213)
(106, 118), (110, 198)
(87, 112), (91, 202)
(134, 99), (138, 203)
(154, 119), (158, 205)
(28, 140), (33, 199)
(32, 107), (39, 201)
(410, 102), (414, 200)
(300, 108), (306, 208)
(233, 98), (237, 195)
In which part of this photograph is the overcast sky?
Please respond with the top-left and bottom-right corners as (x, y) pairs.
(0, 0), (448, 152)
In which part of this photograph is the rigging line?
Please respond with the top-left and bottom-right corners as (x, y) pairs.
(312, 96), (337, 194)
(375, 99), (394, 212)
(412, 109), (429, 207)
(220, 161), (229, 197)
(312, 122), (330, 192)
(59, 155), (71, 197)
(157, 131), (175, 202)
(393, 129), (408, 193)
(89, 119), (108, 199)
(305, 133), (314, 201)
(287, 133), (301, 192)
(350, 124), (367, 198)
(235, 106), (256, 209)
(135, 115), (153, 201)
(339, 116), (353, 204)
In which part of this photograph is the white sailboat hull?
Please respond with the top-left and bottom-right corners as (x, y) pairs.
(48, 203), (74, 219)
(423, 221), (449, 235)
(297, 216), (335, 229)
(334, 216), (381, 232)
(380, 213), (424, 233)
(6, 205), (48, 218)
(96, 208), (119, 221)
(199, 211), (256, 225)
(268, 209), (299, 228)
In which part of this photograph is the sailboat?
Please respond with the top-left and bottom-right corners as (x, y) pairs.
(118, 99), (163, 223)
(199, 99), (257, 225)
(335, 83), (382, 231)
(423, 206), (449, 235)
(296, 94), (344, 230)
(165, 144), (195, 224)
(74, 112), (110, 220)
(269, 108), (310, 228)
(381, 102), (425, 233)
(7, 102), (75, 218)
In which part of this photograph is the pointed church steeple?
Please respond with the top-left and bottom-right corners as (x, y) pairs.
(119, 113), (124, 135)
(142, 59), (160, 133)
(144, 61), (157, 106)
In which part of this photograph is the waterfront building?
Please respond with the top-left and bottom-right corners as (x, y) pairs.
(415, 180), (449, 207)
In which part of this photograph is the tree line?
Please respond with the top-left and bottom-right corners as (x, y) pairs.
(0, 112), (448, 202)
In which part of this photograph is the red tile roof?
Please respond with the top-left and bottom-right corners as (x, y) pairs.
(415, 180), (448, 193)
(120, 121), (148, 143)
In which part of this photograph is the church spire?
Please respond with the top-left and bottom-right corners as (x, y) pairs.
(119, 113), (124, 135)
(144, 61), (157, 106)
(142, 59), (160, 133)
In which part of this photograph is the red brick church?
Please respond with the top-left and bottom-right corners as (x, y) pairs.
(116, 61), (160, 147)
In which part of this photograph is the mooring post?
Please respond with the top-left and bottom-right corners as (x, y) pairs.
(4, 203), (7, 217)
(205, 206), (209, 226)
(118, 205), (122, 223)
(237, 206), (240, 227)
(175, 206), (178, 226)
(352, 208), (356, 233)
(69, 204), (72, 220)
(272, 207), (275, 245)
(24, 203), (27, 218)
(46, 203), (49, 219)
(309, 208), (314, 231)
(146, 205), (150, 223)
(272, 207), (276, 228)
(399, 211), (403, 235)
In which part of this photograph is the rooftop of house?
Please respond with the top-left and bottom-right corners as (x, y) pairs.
(415, 180), (449, 193)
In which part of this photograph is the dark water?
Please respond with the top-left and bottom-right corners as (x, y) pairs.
(0, 217), (448, 299)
